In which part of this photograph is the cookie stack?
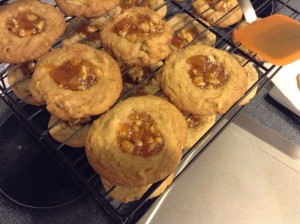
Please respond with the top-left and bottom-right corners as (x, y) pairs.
(85, 95), (187, 201)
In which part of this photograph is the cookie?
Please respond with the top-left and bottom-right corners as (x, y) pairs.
(135, 71), (161, 95)
(120, 61), (163, 95)
(192, 0), (243, 28)
(7, 61), (43, 106)
(29, 43), (122, 121)
(160, 45), (248, 115)
(85, 95), (187, 187)
(100, 7), (173, 66)
(167, 14), (216, 49)
(231, 54), (259, 106)
(110, 0), (167, 18)
(184, 114), (215, 149)
(101, 173), (174, 203)
(0, 0), (66, 63)
(48, 115), (89, 148)
(119, 63), (152, 94)
(144, 89), (216, 149)
(55, 0), (119, 19)
(232, 20), (264, 63)
(62, 17), (106, 48)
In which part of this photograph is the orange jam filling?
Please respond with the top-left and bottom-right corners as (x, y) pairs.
(186, 115), (201, 128)
(118, 112), (164, 157)
(7, 11), (46, 37)
(171, 26), (198, 48)
(187, 55), (228, 89)
(113, 14), (164, 41)
(50, 58), (99, 90)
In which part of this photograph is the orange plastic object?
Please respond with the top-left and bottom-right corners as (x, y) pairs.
(233, 14), (300, 66)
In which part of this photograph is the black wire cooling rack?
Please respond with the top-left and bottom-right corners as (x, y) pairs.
(0, 0), (299, 223)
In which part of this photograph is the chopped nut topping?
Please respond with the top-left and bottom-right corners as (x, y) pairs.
(113, 14), (164, 42)
(121, 140), (135, 153)
(27, 14), (37, 21)
(186, 115), (201, 128)
(7, 11), (46, 37)
(121, 64), (150, 84)
(118, 112), (164, 157)
(171, 26), (198, 49)
(49, 58), (99, 90)
(187, 55), (228, 89)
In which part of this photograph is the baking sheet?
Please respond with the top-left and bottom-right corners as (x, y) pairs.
(140, 114), (300, 224)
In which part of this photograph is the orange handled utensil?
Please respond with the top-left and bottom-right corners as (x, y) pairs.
(233, 0), (300, 66)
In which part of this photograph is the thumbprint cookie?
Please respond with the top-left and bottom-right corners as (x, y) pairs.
(192, 0), (243, 28)
(231, 54), (259, 106)
(29, 43), (122, 121)
(62, 17), (106, 48)
(7, 61), (43, 106)
(85, 95), (187, 187)
(0, 0), (66, 63)
(55, 0), (119, 19)
(100, 7), (173, 66)
(160, 45), (248, 115)
(48, 115), (89, 148)
(167, 14), (216, 50)
(101, 173), (174, 203)
(184, 114), (216, 149)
